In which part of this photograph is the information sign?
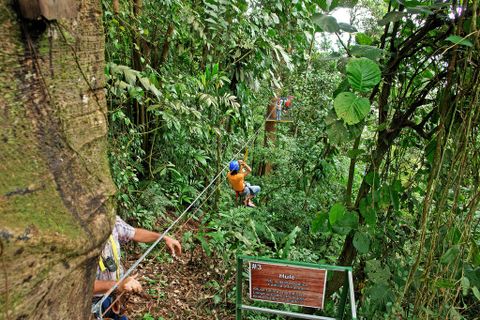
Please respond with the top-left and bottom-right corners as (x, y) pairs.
(249, 261), (327, 309)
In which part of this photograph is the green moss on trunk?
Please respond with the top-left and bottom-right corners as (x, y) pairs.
(0, 1), (115, 318)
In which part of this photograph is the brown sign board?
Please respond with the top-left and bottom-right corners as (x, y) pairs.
(249, 261), (327, 309)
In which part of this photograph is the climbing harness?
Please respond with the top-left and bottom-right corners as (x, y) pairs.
(92, 106), (278, 319)
(98, 235), (120, 280)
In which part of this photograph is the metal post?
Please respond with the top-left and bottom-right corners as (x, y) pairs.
(336, 272), (349, 320)
(241, 305), (336, 320)
(236, 257), (243, 320)
(348, 271), (357, 320)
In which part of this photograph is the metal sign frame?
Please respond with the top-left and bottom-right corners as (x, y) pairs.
(236, 256), (357, 320)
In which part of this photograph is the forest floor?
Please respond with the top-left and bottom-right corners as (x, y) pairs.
(123, 240), (235, 320)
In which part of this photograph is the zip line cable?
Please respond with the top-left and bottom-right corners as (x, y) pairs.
(93, 106), (277, 317)
(94, 171), (227, 319)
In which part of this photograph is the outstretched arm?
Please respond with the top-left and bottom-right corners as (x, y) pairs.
(93, 280), (117, 295)
(132, 228), (182, 256)
(93, 275), (142, 295)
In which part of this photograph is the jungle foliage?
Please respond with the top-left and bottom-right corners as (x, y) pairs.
(103, 0), (480, 318)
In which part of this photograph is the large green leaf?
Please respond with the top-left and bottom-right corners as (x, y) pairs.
(353, 231), (370, 254)
(312, 212), (329, 233)
(281, 226), (301, 258)
(329, 203), (346, 225)
(346, 58), (381, 92)
(338, 22), (357, 33)
(350, 45), (385, 62)
(359, 198), (377, 226)
(355, 32), (372, 45)
(446, 35), (473, 47)
(473, 287), (480, 301)
(325, 110), (349, 144)
(312, 14), (340, 33)
(326, 119), (349, 145)
(461, 277), (470, 296)
(334, 92), (371, 125)
(440, 245), (460, 265)
(333, 211), (359, 235)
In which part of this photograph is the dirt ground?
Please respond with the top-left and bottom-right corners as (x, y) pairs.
(123, 244), (236, 320)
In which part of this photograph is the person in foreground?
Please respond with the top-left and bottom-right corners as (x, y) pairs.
(92, 215), (182, 320)
(227, 160), (261, 207)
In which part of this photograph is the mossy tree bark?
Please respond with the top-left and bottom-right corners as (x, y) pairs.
(0, 1), (115, 319)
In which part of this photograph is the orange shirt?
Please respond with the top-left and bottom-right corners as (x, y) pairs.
(227, 172), (245, 192)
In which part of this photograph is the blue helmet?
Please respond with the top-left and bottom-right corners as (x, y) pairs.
(229, 160), (240, 171)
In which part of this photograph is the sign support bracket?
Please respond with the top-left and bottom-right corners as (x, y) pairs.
(241, 305), (336, 320)
(336, 271), (349, 320)
(236, 256), (243, 320)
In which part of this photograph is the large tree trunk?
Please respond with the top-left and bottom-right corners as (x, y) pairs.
(0, 1), (115, 319)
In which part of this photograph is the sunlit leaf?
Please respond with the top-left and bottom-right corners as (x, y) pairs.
(346, 58), (382, 92)
(271, 13), (279, 24)
(355, 33), (372, 45)
(435, 279), (455, 288)
(473, 287), (480, 300)
(334, 92), (370, 125)
(462, 277), (470, 296)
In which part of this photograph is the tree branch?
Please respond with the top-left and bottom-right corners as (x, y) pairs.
(403, 111), (435, 139)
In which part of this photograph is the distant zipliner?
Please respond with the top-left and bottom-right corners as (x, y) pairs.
(227, 160), (261, 207)
(269, 96), (294, 121)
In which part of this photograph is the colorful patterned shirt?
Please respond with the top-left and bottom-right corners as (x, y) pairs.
(96, 216), (135, 283)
